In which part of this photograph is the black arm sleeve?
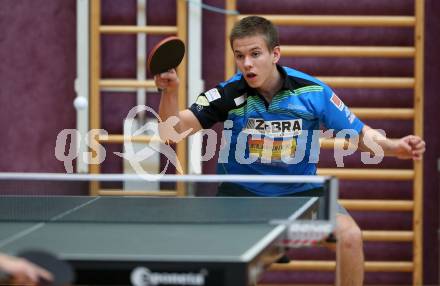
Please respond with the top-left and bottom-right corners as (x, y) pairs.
(189, 86), (234, 129)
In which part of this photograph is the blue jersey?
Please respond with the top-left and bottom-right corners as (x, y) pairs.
(189, 65), (364, 196)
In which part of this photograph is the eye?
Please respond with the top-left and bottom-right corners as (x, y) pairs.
(252, 51), (261, 58)
(235, 54), (244, 60)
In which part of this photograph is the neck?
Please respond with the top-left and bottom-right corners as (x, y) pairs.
(256, 65), (283, 102)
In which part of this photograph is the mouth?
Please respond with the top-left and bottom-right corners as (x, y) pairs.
(245, 72), (257, 81)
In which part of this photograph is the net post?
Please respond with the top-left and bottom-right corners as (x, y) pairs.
(323, 176), (338, 243)
(328, 176), (339, 226)
(327, 176), (340, 286)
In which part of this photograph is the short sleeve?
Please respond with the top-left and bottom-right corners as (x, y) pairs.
(189, 86), (232, 129)
(315, 86), (365, 134)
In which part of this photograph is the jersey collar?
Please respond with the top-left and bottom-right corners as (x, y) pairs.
(277, 64), (295, 90)
(240, 64), (292, 97)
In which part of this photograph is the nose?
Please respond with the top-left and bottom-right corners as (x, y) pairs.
(244, 56), (253, 68)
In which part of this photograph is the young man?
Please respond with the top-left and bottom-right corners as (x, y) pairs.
(155, 16), (425, 286)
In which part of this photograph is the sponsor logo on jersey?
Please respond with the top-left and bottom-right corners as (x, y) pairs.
(343, 106), (357, 124)
(330, 93), (344, 111)
(234, 94), (247, 106)
(248, 138), (297, 161)
(344, 106), (351, 118)
(349, 113), (356, 124)
(243, 118), (302, 137)
(195, 95), (210, 106)
(195, 95), (210, 111)
(204, 88), (221, 102)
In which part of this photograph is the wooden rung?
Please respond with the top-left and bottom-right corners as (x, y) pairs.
(351, 108), (414, 120)
(98, 135), (163, 144)
(317, 168), (414, 180)
(362, 230), (413, 242)
(270, 261), (335, 271)
(258, 285), (333, 286)
(364, 261), (413, 272)
(320, 136), (413, 150)
(100, 79), (156, 89)
(238, 15), (415, 27)
(314, 108), (414, 122)
(320, 138), (351, 149)
(98, 190), (177, 197)
(269, 261), (413, 272)
(316, 77), (414, 88)
(100, 25), (177, 34)
(339, 199), (414, 211)
(281, 45), (414, 58)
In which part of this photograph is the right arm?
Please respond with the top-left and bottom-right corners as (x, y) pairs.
(155, 70), (203, 141)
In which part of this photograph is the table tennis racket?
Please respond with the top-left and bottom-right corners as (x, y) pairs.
(18, 250), (75, 286)
(147, 36), (185, 75)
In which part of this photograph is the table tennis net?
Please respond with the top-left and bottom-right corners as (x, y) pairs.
(0, 195), (327, 224)
(0, 173), (337, 228)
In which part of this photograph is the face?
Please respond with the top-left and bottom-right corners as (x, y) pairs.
(232, 35), (280, 89)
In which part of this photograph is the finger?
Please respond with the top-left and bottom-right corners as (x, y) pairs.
(413, 153), (422, 160)
(23, 267), (39, 284)
(400, 140), (412, 154)
(155, 75), (168, 82)
(160, 68), (177, 78)
(166, 68), (176, 74)
(412, 144), (425, 158)
(410, 139), (425, 153)
(396, 141), (413, 159)
(156, 81), (168, 89)
(412, 147), (425, 158)
(408, 136), (419, 146)
(18, 259), (53, 284)
(414, 140), (425, 150)
(34, 265), (53, 282)
(413, 146), (425, 154)
(159, 72), (173, 79)
(412, 151), (421, 159)
(155, 78), (170, 88)
(154, 76), (165, 87)
(414, 143), (426, 152)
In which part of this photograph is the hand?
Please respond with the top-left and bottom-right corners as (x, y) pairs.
(393, 135), (425, 160)
(154, 69), (179, 94)
(0, 254), (53, 285)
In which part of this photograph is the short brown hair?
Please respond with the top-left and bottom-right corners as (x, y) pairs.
(229, 16), (279, 50)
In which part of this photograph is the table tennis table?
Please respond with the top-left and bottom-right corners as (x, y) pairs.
(0, 195), (328, 286)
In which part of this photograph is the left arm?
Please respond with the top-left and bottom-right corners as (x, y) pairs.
(309, 85), (425, 160)
(358, 125), (425, 160)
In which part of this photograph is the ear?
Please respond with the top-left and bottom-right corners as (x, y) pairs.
(272, 45), (281, 64)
